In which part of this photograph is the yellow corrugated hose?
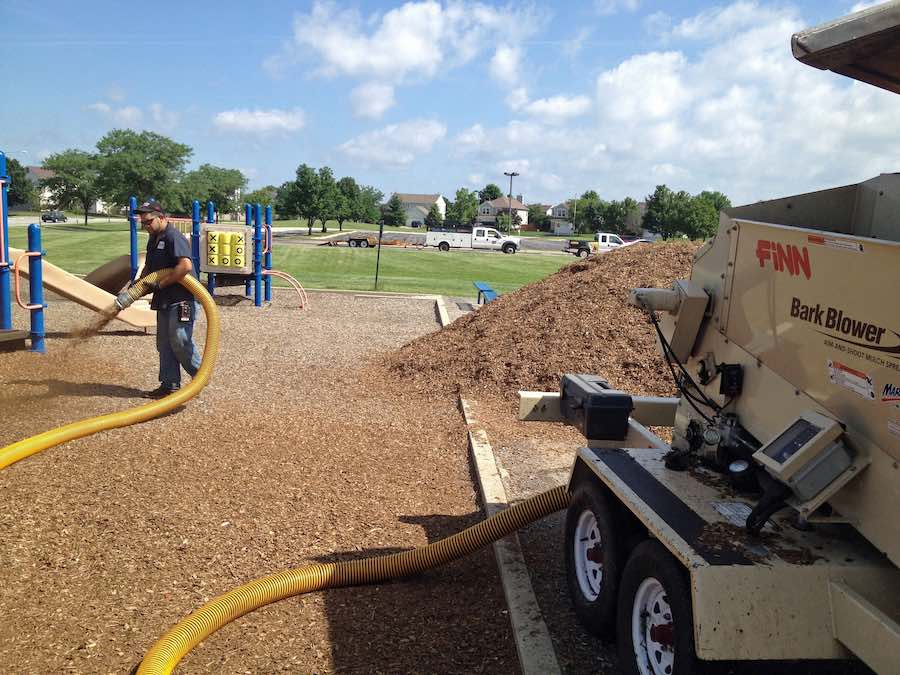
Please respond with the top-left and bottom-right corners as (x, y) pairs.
(0, 270), (219, 471)
(138, 484), (570, 674)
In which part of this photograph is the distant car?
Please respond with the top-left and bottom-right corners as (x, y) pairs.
(41, 210), (68, 223)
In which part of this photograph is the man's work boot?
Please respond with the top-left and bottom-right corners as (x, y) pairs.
(143, 385), (180, 399)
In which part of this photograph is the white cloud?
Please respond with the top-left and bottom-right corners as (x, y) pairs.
(489, 45), (522, 87)
(339, 119), (447, 167)
(149, 103), (179, 131)
(350, 82), (396, 119)
(562, 28), (593, 59)
(508, 87), (530, 111)
(451, 2), (900, 206)
(851, 1), (885, 12)
(212, 108), (306, 134)
(527, 95), (591, 123)
(595, 0), (640, 15)
(468, 173), (484, 186)
(88, 102), (143, 126)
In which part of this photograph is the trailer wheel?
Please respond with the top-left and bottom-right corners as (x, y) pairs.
(565, 484), (623, 637)
(438, 241), (450, 252)
(360, 239), (370, 248)
(349, 239), (358, 248)
(578, 248), (590, 258)
(617, 540), (697, 675)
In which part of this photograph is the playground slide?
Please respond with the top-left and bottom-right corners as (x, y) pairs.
(84, 253), (145, 294)
(8, 247), (155, 328)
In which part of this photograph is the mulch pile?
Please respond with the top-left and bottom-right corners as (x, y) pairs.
(386, 242), (700, 399)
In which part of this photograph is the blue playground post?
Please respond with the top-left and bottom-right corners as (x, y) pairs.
(264, 205), (272, 303)
(244, 203), (252, 297)
(191, 200), (201, 279)
(1, 152), (12, 330)
(27, 224), (45, 353)
(205, 201), (216, 295)
(253, 203), (262, 307)
(129, 196), (139, 282)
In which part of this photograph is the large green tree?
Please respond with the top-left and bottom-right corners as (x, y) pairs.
(5, 157), (37, 208)
(244, 186), (279, 212)
(177, 164), (246, 215)
(446, 187), (478, 225)
(642, 185), (680, 239)
(274, 180), (299, 219)
(478, 183), (503, 203)
(314, 167), (338, 233)
(335, 176), (360, 231)
(599, 197), (639, 234)
(290, 164), (320, 235)
(41, 150), (103, 224)
(643, 185), (720, 239)
(527, 204), (551, 232)
(698, 190), (732, 214)
(358, 185), (383, 223)
(424, 203), (443, 229)
(96, 129), (192, 208)
(384, 194), (405, 226)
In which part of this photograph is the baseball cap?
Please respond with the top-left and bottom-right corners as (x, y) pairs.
(135, 200), (165, 216)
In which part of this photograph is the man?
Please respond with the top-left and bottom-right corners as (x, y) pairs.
(116, 200), (202, 398)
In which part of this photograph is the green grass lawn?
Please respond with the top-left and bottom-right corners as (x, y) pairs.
(8, 223), (571, 296)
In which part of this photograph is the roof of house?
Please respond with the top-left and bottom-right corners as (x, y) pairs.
(26, 166), (54, 183)
(484, 196), (527, 210)
(393, 193), (442, 204)
(551, 201), (571, 210)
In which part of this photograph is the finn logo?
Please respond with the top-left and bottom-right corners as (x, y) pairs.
(883, 384), (900, 403)
(756, 240), (811, 279)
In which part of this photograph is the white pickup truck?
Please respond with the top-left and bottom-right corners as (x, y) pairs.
(564, 232), (630, 257)
(426, 226), (521, 254)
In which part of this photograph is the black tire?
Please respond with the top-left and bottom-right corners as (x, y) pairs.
(360, 239), (369, 248)
(349, 239), (358, 248)
(502, 243), (516, 254)
(578, 248), (590, 258)
(565, 484), (623, 638)
(617, 540), (697, 675)
(438, 241), (450, 252)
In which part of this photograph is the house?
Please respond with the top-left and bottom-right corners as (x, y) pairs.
(549, 201), (574, 235)
(476, 196), (529, 227)
(392, 193), (446, 227)
(25, 166), (109, 213)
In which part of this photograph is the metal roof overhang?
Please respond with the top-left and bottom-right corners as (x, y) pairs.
(792, 1), (900, 94)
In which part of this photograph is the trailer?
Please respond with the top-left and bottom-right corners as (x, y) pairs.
(522, 5), (900, 673)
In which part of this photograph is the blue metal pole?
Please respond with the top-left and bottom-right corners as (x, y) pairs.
(244, 203), (252, 297)
(205, 201), (216, 295)
(264, 205), (272, 303)
(128, 196), (139, 282)
(27, 223), (45, 353)
(253, 203), (262, 307)
(191, 200), (201, 280)
(1, 152), (13, 330)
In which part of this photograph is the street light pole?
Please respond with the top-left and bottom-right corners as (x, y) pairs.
(503, 171), (519, 232)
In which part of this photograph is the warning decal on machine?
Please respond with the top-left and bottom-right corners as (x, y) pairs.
(807, 234), (864, 253)
(712, 501), (775, 532)
(827, 360), (876, 400)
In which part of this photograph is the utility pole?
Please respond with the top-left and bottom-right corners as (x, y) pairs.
(503, 171), (519, 232)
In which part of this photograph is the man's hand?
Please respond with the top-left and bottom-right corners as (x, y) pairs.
(115, 291), (134, 311)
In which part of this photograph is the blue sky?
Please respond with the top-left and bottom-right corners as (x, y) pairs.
(3, 0), (898, 205)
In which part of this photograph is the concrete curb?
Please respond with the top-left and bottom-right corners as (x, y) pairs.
(435, 296), (450, 327)
(459, 397), (561, 675)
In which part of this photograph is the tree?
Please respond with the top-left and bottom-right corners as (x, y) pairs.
(384, 194), (405, 226)
(678, 195), (719, 239)
(581, 189), (599, 201)
(698, 190), (732, 214)
(642, 185), (680, 239)
(599, 197), (638, 234)
(357, 186), (383, 223)
(6, 157), (37, 209)
(314, 166), (338, 232)
(291, 164), (320, 235)
(495, 210), (522, 232)
(244, 185), (279, 212)
(424, 203), (443, 229)
(527, 204), (551, 232)
(274, 181), (299, 219)
(96, 129), (192, 209)
(446, 187), (478, 225)
(177, 164), (246, 215)
(335, 176), (360, 231)
(478, 183), (503, 203)
(40, 150), (102, 224)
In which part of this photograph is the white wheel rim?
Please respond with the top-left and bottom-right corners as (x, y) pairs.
(632, 577), (675, 675)
(573, 509), (603, 600)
